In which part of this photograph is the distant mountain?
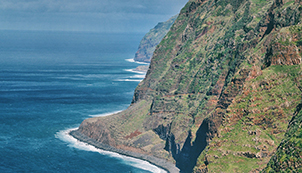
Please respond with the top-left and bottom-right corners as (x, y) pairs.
(134, 15), (178, 63)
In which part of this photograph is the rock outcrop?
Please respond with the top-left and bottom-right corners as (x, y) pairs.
(72, 0), (302, 172)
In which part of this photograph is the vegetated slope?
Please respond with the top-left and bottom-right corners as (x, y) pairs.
(263, 101), (302, 172)
(134, 15), (178, 63)
(76, 0), (302, 172)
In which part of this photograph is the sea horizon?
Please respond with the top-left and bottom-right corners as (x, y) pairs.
(0, 30), (164, 173)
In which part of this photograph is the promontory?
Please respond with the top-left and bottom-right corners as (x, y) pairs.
(71, 0), (302, 172)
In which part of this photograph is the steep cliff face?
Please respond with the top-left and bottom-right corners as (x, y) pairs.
(134, 15), (178, 63)
(76, 0), (302, 172)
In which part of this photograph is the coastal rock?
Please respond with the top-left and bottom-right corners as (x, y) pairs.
(133, 65), (149, 73)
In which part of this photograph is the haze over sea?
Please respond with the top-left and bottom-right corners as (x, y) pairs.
(0, 30), (165, 173)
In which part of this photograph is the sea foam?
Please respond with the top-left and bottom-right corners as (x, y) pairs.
(116, 79), (143, 82)
(125, 59), (149, 65)
(124, 69), (146, 74)
(55, 128), (167, 173)
(117, 69), (145, 82)
(130, 75), (146, 78)
(89, 110), (124, 117)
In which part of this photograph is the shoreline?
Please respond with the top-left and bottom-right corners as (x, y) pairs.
(69, 130), (180, 173)
(125, 58), (149, 65)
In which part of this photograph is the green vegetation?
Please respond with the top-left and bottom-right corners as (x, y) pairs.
(283, 0), (295, 8)
(196, 64), (302, 172)
(77, 0), (302, 172)
(278, 38), (294, 46)
(263, 104), (302, 172)
(289, 24), (302, 34)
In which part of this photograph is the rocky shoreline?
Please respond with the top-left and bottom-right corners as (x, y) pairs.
(69, 130), (180, 173)
(133, 65), (149, 73)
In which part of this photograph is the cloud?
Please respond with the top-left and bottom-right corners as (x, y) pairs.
(0, 0), (188, 32)
(0, 0), (188, 14)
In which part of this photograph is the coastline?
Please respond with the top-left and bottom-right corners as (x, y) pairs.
(125, 58), (149, 65)
(69, 129), (180, 173)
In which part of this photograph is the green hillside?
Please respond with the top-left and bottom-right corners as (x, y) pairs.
(73, 0), (302, 172)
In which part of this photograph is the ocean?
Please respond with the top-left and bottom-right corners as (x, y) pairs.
(0, 30), (164, 173)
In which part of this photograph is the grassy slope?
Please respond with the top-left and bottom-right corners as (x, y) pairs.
(193, 5), (302, 172)
(263, 99), (302, 172)
(195, 64), (302, 172)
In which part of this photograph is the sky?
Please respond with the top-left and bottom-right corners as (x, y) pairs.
(0, 0), (188, 33)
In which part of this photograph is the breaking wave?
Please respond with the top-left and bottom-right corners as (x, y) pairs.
(89, 110), (124, 117)
(55, 128), (166, 173)
(125, 59), (149, 65)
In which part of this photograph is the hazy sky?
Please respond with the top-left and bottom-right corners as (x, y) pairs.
(0, 0), (188, 33)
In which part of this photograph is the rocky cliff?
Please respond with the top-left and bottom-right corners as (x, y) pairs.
(73, 0), (302, 172)
(134, 15), (178, 63)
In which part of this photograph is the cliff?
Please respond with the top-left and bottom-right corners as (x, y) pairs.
(72, 0), (302, 172)
(262, 101), (302, 172)
(134, 15), (178, 63)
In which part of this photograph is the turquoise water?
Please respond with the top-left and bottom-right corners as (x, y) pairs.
(0, 30), (163, 173)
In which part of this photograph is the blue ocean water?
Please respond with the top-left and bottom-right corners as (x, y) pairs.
(0, 30), (163, 173)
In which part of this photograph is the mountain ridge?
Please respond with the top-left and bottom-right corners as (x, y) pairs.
(134, 15), (178, 63)
(72, 0), (302, 172)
